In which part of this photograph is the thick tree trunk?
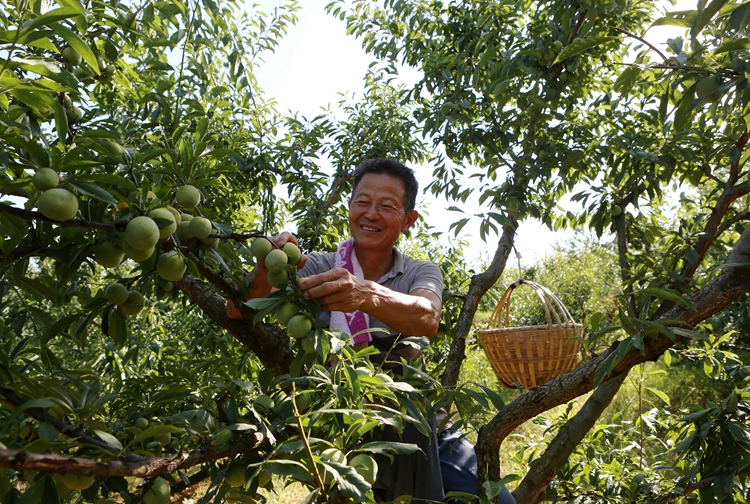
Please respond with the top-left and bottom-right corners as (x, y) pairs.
(476, 226), (750, 497)
(177, 275), (294, 375)
(441, 224), (516, 388)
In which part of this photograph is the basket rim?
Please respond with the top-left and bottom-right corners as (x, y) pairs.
(479, 323), (583, 335)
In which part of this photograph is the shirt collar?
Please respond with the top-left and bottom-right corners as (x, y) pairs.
(379, 247), (404, 283)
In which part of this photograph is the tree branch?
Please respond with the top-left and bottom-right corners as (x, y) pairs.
(176, 274), (294, 375)
(0, 202), (124, 231)
(441, 223), (517, 389)
(511, 374), (627, 504)
(0, 430), (266, 478)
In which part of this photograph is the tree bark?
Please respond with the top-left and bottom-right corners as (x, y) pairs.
(476, 225), (750, 496)
(177, 274), (294, 375)
(441, 223), (516, 388)
(0, 430), (267, 478)
(512, 373), (627, 504)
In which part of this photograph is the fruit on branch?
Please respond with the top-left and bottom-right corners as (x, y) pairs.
(104, 282), (129, 305)
(211, 428), (233, 445)
(148, 208), (177, 239)
(264, 249), (287, 273)
(282, 242), (301, 265)
(175, 185), (201, 208)
(275, 302), (299, 327)
(94, 242), (125, 268)
(300, 335), (315, 354)
(349, 453), (378, 485)
(157, 251), (186, 282)
(38, 188), (78, 221)
(125, 216), (160, 251)
(135, 417), (149, 430)
(287, 315), (312, 339)
(174, 221), (192, 244)
(188, 216), (212, 239)
(142, 477), (171, 504)
(61, 473), (95, 490)
(120, 290), (145, 316)
(696, 75), (721, 103)
(251, 237), (272, 259)
(257, 467), (272, 487)
(165, 206), (181, 224)
(128, 189), (157, 204)
(200, 235), (219, 250)
(62, 46), (82, 66)
(225, 464), (246, 487)
(122, 240), (154, 262)
(32, 168), (59, 190)
(319, 448), (346, 484)
(267, 269), (289, 288)
(253, 394), (274, 413)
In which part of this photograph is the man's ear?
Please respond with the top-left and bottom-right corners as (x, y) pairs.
(402, 210), (419, 231)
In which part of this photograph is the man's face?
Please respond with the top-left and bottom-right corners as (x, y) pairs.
(348, 173), (418, 251)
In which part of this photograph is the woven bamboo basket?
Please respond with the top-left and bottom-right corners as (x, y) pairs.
(478, 279), (583, 389)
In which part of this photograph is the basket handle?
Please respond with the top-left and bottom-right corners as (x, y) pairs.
(487, 279), (578, 329)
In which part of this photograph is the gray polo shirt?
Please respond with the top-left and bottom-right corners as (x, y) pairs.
(298, 246), (443, 366)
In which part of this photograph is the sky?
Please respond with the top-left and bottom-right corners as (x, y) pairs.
(252, 0), (695, 264)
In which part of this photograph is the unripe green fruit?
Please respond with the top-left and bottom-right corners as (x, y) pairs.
(610, 205), (622, 217)
(350, 454), (378, 485)
(264, 249), (288, 273)
(188, 216), (212, 239)
(61, 473), (95, 490)
(120, 290), (144, 316)
(148, 208), (177, 239)
(62, 46), (82, 66)
(319, 448), (346, 484)
(175, 185), (201, 208)
(143, 477), (170, 504)
(162, 282), (174, 291)
(104, 282), (129, 305)
(508, 200), (520, 213)
(173, 221), (192, 244)
(179, 213), (193, 222)
(165, 206), (181, 224)
(128, 189), (157, 204)
(157, 432), (171, 446)
(282, 242), (302, 265)
(275, 302), (299, 327)
(156, 251), (186, 281)
(696, 75), (721, 103)
(300, 336), (316, 354)
(287, 315), (312, 339)
(295, 392), (312, 411)
(250, 237), (273, 259)
(225, 464), (246, 487)
(32, 168), (59, 190)
(125, 216), (160, 251)
(135, 417), (149, 430)
(122, 239), (154, 262)
(257, 468), (272, 487)
(95, 242), (125, 268)
(66, 106), (83, 123)
(103, 64), (115, 78)
(267, 269), (289, 288)
(38, 188), (78, 221)
(253, 394), (274, 413)
(200, 235), (219, 250)
(211, 428), (233, 445)
(58, 226), (87, 242)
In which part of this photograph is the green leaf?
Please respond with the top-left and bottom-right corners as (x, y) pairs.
(23, 7), (84, 31)
(713, 37), (750, 54)
(92, 428), (123, 450)
(640, 287), (695, 309)
(692, 0), (730, 39)
(107, 307), (128, 347)
(650, 10), (697, 28)
(645, 386), (671, 406)
(50, 23), (99, 74)
(66, 181), (117, 205)
(613, 66), (641, 95)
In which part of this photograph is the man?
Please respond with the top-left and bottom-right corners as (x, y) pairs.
(229, 158), (445, 502)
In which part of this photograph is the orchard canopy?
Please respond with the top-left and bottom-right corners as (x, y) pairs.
(1, 0), (750, 502)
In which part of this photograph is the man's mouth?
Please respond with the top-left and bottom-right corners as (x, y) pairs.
(361, 225), (380, 232)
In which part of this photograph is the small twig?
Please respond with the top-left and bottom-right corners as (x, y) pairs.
(291, 383), (328, 499)
(613, 26), (668, 61)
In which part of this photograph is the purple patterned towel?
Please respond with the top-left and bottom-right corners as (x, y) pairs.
(330, 239), (371, 345)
